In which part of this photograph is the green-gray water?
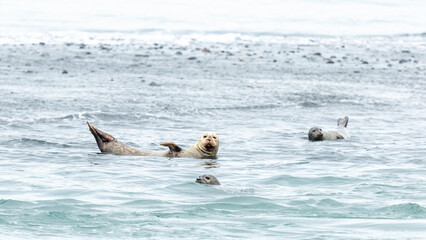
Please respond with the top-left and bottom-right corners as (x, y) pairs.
(1, 34), (425, 239)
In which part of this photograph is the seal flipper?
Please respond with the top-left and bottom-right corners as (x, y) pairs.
(336, 134), (344, 139)
(337, 116), (349, 128)
(87, 121), (116, 152)
(161, 142), (183, 155)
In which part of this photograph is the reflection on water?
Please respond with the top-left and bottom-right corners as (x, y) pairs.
(199, 160), (219, 168)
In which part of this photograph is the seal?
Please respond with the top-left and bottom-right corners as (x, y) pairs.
(87, 121), (219, 158)
(196, 174), (220, 185)
(308, 116), (350, 141)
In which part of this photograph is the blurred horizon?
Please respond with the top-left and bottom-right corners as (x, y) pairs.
(1, 0), (425, 39)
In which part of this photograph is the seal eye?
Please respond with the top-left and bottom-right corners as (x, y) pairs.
(213, 136), (216, 139)
(203, 135), (207, 138)
(205, 176), (210, 180)
(320, 129), (322, 131)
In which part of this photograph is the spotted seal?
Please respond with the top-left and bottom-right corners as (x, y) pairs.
(87, 121), (219, 158)
(196, 174), (220, 185)
(308, 116), (350, 141)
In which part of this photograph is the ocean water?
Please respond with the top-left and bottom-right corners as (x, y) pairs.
(1, 1), (426, 239)
(1, 0), (426, 37)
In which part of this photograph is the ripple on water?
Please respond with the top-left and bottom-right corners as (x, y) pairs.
(377, 203), (426, 219)
(3, 138), (72, 148)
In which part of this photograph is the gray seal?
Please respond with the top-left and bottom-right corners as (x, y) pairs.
(87, 121), (219, 158)
(308, 116), (350, 141)
(196, 174), (220, 185)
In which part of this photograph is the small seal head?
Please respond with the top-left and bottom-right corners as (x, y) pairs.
(196, 174), (220, 185)
(196, 132), (219, 157)
(308, 127), (323, 141)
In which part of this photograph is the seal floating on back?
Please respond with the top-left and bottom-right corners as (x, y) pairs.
(196, 174), (220, 185)
(308, 116), (350, 141)
(87, 121), (219, 158)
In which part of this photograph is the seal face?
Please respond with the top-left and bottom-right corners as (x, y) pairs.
(196, 174), (220, 185)
(308, 127), (323, 141)
(308, 116), (350, 141)
(196, 132), (219, 157)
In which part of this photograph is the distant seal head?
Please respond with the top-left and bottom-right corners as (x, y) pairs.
(196, 174), (220, 185)
(87, 121), (219, 159)
(308, 116), (350, 141)
(308, 127), (324, 141)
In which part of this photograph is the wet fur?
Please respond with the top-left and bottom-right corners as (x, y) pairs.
(308, 116), (350, 141)
(196, 174), (220, 185)
(87, 122), (219, 159)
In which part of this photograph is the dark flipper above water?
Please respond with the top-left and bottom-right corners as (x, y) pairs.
(337, 116), (349, 127)
(161, 142), (183, 154)
(87, 121), (115, 152)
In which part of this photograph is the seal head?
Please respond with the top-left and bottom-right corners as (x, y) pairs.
(308, 127), (323, 141)
(196, 174), (220, 185)
(196, 132), (219, 157)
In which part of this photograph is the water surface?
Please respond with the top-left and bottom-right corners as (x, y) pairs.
(1, 0), (426, 239)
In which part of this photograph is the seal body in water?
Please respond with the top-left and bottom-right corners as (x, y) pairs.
(87, 122), (219, 158)
(196, 174), (220, 185)
(308, 116), (350, 141)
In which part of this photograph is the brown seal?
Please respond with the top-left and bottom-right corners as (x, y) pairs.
(308, 116), (350, 141)
(87, 121), (219, 158)
(196, 174), (220, 185)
